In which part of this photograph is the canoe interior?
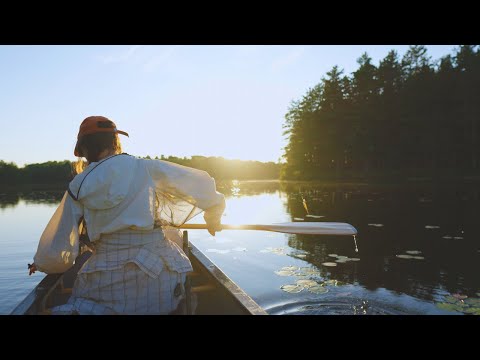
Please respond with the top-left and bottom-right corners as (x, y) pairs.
(11, 232), (266, 315)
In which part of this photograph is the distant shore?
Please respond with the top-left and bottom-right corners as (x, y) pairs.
(2, 176), (480, 195)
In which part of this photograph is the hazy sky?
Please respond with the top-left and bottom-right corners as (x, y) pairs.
(0, 45), (456, 166)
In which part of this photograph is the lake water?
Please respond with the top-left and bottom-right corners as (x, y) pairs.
(1, 181), (480, 315)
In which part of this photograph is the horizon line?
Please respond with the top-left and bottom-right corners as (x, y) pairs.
(2, 154), (286, 168)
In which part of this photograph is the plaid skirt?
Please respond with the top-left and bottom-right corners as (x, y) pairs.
(51, 228), (193, 315)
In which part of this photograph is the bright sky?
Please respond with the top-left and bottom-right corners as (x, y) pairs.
(0, 45), (456, 167)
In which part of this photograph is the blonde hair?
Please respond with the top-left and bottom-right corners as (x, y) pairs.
(73, 133), (122, 174)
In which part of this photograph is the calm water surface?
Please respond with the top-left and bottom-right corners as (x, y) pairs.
(1, 182), (479, 315)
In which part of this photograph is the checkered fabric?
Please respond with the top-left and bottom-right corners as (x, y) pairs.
(51, 228), (193, 315)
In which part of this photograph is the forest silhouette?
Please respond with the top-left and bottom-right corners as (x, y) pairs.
(281, 45), (480, 182)
(2, 45), (479, 186)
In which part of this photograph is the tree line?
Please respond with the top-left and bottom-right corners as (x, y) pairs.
(0, 156), (280, 186)
(0, 160), (73, 186)
(281, 45), (480, 181)
(151, 155), (279, 180)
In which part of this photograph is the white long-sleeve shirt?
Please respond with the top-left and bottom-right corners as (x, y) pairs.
(33, 154), (225, 274)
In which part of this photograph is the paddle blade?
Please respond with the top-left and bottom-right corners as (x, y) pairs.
(265, 222), (357, 235)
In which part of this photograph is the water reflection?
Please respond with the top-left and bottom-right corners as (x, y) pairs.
(2, 182), (480, 314)
(0, 190), (65, 209)
(0, 193), (62, 314)
(281, 183), (480, 307)
(0, 193), (20, 209)
(217, 180), (280, 197)
(218, 180), (480, 313)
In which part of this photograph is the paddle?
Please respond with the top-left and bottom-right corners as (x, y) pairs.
(178, 222), (357, 236)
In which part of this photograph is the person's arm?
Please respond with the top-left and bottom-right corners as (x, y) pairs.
(145, 159), (225, 234)
(30, 191), (84, 274)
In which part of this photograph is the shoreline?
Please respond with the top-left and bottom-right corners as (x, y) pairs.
(2, 174), (480, 193)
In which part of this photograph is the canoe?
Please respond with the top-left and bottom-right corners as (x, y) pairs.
(11, 231), (267, 315)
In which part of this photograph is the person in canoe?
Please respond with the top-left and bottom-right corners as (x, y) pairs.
(28, 116), (225, 314)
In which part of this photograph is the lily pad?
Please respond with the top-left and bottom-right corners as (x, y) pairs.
(294, 254), (307, 259)
(293, 218), (304, 221)
(368, 224), (384, 227)
(425, 225), (440, 229)
(453, 237), (464, 240)
(442, 236), (453, 239)
(452, 293), (468, 300)
(307, 285), (329, 294)
(328, 254), (338, 258)
(349, 258), (360, 261)
(282, 266), (299, 271)
(296, 279), (319, 288)
(260, 247), (286, 256)
(463, 307), (480, 315)
(305, 215), (325, 218)
(443, 296), (459, 304)
(335, 259), (348, 263)
(412, 256), (425, 260)
(436, 303), (464, 312)
(275, 270), (296, 277)
(396, 254), (414, 259)
(324, 279), (345, 286)
(280, 284), (304, 293)
(322, 262), (337, 267)
(337, 255), (349, 259)
(405, 250), (422, 255)
(298, 267), (321, 276)
(464, 298), (480, 306)
(232, 247), (247, 252)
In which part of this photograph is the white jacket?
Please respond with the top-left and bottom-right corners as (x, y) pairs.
(33, 154), (225, 274)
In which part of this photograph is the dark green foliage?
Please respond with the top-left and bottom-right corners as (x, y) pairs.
(147, 155), (280, 180)
(22, 161), (74, 184)
(0, 157), (280, 186)
(281, 45), (480, 181)
(0, 160), (74, 186)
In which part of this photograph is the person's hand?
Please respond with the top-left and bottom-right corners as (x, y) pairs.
(204, 203), (225, 237)
(28, 263), (37, 276)
(205, 214), (222, 236)
(206, 221), (222, 236)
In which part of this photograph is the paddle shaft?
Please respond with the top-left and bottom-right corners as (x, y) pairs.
(176, 222), (357, 235)
(179, 224), (270, 231)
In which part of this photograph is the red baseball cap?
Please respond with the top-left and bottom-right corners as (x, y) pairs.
(74, 116), (129, 157)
